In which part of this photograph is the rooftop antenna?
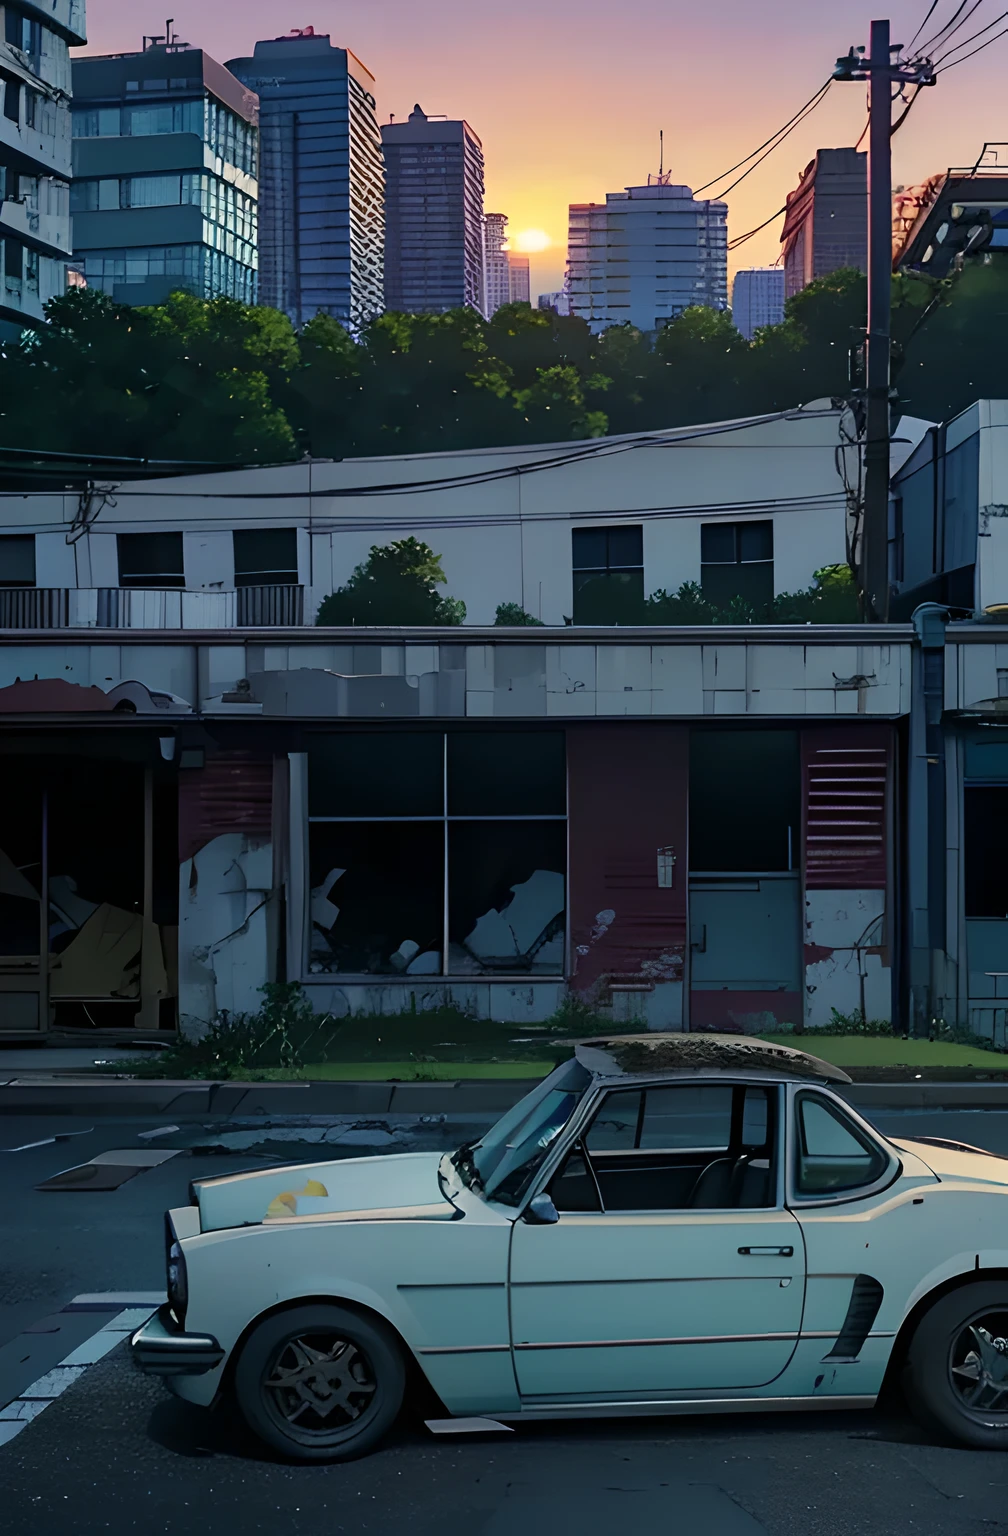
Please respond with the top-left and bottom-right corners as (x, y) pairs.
(659, 128), (663, 178)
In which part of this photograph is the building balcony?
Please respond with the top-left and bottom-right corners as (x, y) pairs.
(0, 585), (306, 630)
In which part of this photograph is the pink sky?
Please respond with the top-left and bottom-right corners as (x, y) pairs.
(84, 2), (1008, 299)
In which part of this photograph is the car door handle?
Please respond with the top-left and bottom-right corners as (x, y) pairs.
(738, 1246), (794, 1257)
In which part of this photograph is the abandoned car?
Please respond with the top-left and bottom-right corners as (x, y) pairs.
(132, 1034), (1008, 1460)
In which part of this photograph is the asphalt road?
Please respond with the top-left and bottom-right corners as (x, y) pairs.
(2, 1103), (1008, 1536)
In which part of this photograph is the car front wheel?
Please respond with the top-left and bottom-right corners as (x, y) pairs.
(233, 1303), (406, 1462)
(905, 1282), (1008, 1449)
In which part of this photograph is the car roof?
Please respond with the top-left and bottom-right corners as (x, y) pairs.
(571, 1034), (852, 1086)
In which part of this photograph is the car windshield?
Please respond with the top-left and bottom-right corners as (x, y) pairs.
(456, 1058), (592, 1208)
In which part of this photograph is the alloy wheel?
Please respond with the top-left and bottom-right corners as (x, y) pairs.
(262, 1330), (377, 1439)
(948, 1309), (1008, 1423)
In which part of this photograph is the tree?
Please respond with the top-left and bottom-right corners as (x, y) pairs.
(494, 602), (544, 626)
(316, 538), (466, 625)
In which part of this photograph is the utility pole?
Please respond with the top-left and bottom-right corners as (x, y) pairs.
(834, 23), (934, 621)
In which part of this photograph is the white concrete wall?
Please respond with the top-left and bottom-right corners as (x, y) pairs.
(804, 889), (890, 1027)
(0, 408), (855, 624)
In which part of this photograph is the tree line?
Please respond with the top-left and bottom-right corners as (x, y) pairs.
(0, 259), (1004, 469)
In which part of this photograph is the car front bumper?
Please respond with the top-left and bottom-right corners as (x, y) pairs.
(131, 1304), (225, 1377)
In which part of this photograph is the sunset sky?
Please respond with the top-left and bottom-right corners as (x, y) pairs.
(83, 2), (1008, 299)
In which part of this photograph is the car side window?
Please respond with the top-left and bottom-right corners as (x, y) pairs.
(577, 1083), (777, 1213)
(794, 1093), (890, 1197)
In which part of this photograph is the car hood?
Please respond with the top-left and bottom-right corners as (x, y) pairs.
(192, 1151), (458, 1233)
(891, 1135), (1008, 1187)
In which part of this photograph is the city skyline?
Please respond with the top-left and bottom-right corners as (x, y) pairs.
(82, 1), (1008, 300)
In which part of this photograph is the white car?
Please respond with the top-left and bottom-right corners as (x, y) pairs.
(132, 1035), (1008, 1461)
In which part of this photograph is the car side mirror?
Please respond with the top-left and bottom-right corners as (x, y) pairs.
(523, 1192), (559, 1225)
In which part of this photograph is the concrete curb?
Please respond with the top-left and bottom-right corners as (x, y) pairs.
(5, 1075), (1008, 1118)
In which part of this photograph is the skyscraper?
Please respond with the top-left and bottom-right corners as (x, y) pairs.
(71, 37), (258, 305)
(567, 177), (727, 334)
(507, 252), (530, 304)
(1, 0), (87, 333)
(228, 28), (383, 329)
(381, 104), (484, 314)
(731, 267), (784, 339)
(483, 211), (509, 317)
(780, 148), (867, 299)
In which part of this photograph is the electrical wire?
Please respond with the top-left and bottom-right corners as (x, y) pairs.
(933, 6), (1008, 62)
(890, 83), (925, 136)
(709, 84), (832, 201)
(692, 82), (832, 196)
(935, 17), (1008, 66)
(918, 0), (984, 54)
(726, 206), (788, 251)
(907, 0), (943, 52)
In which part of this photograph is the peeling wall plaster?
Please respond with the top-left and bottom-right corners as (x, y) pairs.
(178, 833), (274, 1038)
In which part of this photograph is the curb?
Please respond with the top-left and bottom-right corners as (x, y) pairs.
(0, 1077), (542, 1119)
(5, 1075), (1008, 1118)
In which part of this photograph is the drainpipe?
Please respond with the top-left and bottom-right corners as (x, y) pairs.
(908, 603), (949, 1035)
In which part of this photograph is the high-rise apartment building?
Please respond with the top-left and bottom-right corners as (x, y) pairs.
(382, 104), (484, 314)
(483, 210), (509, 317)
(507, 251), (529, 304)
(228, 28), (383, 329)
(1, 0), (87, 333)
(780, 148), (867, 299)
(71, 37), (258, 304)
(731, 267), (784, 339)
(567, 178), (727, 334)
(538, 289), (570, 314)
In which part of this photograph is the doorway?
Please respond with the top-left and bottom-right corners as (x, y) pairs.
(688, 730), (802, 1031)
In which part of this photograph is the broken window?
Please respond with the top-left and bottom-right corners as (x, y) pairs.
(0, 535), (35, 587)
(572, 525), (644, 624)
(689, 730), (799, 872)
(965, 786), (1008, 918)
(307, 731), (566, 976)
(233, 528), (299, 587)
(700, 520), (773, 611)
(117, 532), (185, 589)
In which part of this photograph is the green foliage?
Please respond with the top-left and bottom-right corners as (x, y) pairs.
(590, 565), (859, 627)
(114, 983), (336, 1079)
(2, 259), (1005, 467)
(494, 601), (545, 626)
(316, 537), (466, 626)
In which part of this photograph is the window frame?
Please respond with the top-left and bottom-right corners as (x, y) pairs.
(571, 523), (644, 624)
(785, 1085), (900, 1208)
(699, 518), (774, 611)
(116, 531), (185, 590)
(304, 729), (568, 982)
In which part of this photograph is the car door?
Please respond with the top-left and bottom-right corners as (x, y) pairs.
(508, 1080), (805, 1401)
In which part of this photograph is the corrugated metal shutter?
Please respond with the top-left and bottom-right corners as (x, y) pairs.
(803, 727), (890, 890)
(178, 751), (273, 863)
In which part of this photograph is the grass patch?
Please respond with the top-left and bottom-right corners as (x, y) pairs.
(760, 1034), (1008, 1070)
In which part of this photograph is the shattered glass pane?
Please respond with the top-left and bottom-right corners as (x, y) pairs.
(308, 732), (443, 817)
(448, 822), (565, 975)
(447, 732), (565, 816)
(308, 822), (444, 975)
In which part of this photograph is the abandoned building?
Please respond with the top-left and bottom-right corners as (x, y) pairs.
(0, 402), (1005, 1046)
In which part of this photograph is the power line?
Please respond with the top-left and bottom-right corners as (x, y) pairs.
(936, 17), (1008, 66)
(918, 0), (983, 54)
(907, 0), (942, 51)
(933, 6), (1008, 62)
(709, 83), (833, 201)
(727, 206), (788, 251)
(692, 82), (831, 196)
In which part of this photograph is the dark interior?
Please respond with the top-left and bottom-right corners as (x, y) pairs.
(550, 1082), (778, 1214)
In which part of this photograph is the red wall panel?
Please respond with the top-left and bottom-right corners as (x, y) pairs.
(567, 724), (688, 993)
(178, 751), (274, 863)
(802, 725), (891, 890)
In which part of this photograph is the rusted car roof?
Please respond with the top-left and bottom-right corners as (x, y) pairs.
(572, 1034), (852, 1085)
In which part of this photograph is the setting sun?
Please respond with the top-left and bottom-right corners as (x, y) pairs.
(512, 228), (552, 253)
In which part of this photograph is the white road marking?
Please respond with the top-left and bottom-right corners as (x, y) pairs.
(66, 1292), (164, 1308)
(425, 1417), (514, 1435)
(0, 1299), (160, 1449)
(137, 1126), (180, 1140)
(88, 1149), (180, 1167)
